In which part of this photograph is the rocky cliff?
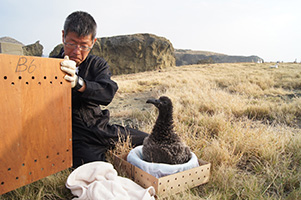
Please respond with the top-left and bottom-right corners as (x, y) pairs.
(175, 49), (264, 65)
(50, 33), (175, 75)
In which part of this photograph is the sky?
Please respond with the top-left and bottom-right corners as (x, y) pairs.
(1, 0), (301, 62)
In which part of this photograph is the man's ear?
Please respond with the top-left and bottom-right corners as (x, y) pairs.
(62, 30), (65, 43)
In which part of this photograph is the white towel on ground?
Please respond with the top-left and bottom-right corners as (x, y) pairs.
(127, 145), (199, 178)
(66, 161), (156, 200)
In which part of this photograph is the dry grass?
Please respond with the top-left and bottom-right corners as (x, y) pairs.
(109, 62), (301, 199)
(1, 62), (300, 199)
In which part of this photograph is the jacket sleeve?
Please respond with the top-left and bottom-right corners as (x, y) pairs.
(76, 56), (118, 106)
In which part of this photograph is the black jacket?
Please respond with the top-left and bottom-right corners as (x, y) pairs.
(53, 49), (118, 142)
(52, 49), (147, 167)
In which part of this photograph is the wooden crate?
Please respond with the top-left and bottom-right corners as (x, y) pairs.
(113, 153), (211, 198)
(0, 54), (72, 195)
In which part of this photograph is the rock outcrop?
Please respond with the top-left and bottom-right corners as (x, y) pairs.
(50, 33), (176, 75)
(49, 43), (63, 57)
(94, 34), (175, 75)
(22, 41), (43, 56)
(175, 49), (264, 65)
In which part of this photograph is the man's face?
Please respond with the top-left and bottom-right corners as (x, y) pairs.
(62, 31), (96, 66)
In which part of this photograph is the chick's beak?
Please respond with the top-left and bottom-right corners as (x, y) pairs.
(146, 98), (160, 106)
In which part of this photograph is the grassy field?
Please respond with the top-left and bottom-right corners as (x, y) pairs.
(1, 62), (300, 199)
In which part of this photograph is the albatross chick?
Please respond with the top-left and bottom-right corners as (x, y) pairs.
(142, 96), (192, 164)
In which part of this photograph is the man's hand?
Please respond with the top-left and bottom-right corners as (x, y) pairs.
(61, 55), (78, 88)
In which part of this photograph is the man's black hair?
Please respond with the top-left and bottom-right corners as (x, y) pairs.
(64, 11), (97, 39)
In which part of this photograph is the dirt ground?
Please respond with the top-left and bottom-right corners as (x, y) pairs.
(104, 91), (156, 128)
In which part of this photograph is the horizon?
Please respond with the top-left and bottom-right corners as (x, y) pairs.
(1, 0), (300, 62)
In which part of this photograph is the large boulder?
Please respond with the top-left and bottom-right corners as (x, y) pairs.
(50, 33), (176, 75)
(22, 41), (43, 56)
(92, 34), (175, 75)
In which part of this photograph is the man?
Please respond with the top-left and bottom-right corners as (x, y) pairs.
(53, 11), (148, 168)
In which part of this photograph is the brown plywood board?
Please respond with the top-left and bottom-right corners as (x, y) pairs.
(0, 54), (72, 195)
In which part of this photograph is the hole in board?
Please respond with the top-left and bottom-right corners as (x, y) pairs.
(18, 76), (22, 80)
(8, 168), (11, 171)
(1, 182), (4, 185)
(16, 177), (19, 180)
(38, 82), (41, 85)
(178, 184), (181, 187)
(171, 187), (173, 190)
(159, 182), (161, 185)
(191, 180), (194, 182)
(163, 189), (165, 192)
(140, 174), (143, 177)
(207, 168), (209, 170)
(182, 175), (185, 178)
(55, 76), (58, 79)
(201, 169), (203, 172)
(198, 177), (200, 180)
(60, 82), (63, 84)
(204, 176), (206, 178)
(29, 172), (32, 175)
(22, 163), (25, 167)
(66, 149), (69, 152)
(44, 76), (47, 79)
(185, 182), (187, 184)
(41, 168), (44, 171)
(50, 81), (53, 84)
(189, 173), (192, 176)
(57, 152), (60, 155)
(46, 155), (49, 159)
(195, 171), (198, 174)
(34, 159), (37, 162)
(32, 76), (35, 79)
(11, 82), (15, 85)
(62, 160), (65, 163)
(26, 82), (29, 85)
(4, 76), (7, 80)
(52, 164), (55, 166)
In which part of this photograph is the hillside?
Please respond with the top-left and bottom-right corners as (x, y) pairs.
(175, 49), (226, 56)
(0, 36), (24, 45)
(175, 49), (264, 65)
